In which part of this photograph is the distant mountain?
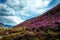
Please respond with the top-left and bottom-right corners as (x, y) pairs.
(0, 23), (8, 28)
(0, 23), (4, 27)
(14, 3), (60, 28)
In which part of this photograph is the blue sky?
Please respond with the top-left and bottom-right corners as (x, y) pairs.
(0, 0), (60, 28)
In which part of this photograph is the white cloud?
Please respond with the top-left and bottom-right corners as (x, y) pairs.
(33, 8), (51, 14)
(20, 12), (29, 16)
(0, 4), (3, 9)
(3, 0), (52, 16)
(2, 16), (24, 24)
(25, 0), (52, 14)
(0, 4), (16, 15)
(25, 0), (52, 8)
(18, 0), (52, 15)
(14, 0), (20, 5)
(17, 11), (30, 16)
(0, 0), (53, 27)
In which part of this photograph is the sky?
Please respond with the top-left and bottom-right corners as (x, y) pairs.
(0, 0), (60, 28)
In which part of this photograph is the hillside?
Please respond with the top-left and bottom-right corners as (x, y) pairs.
(0, 3), (60, 40)
(0, 26), (60, 40)
(14, 4), (60, 28)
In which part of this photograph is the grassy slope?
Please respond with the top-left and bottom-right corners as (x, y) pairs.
(0, 26), (60, 40)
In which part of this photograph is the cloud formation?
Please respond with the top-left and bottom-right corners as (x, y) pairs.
(0, 0), (59, 27)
